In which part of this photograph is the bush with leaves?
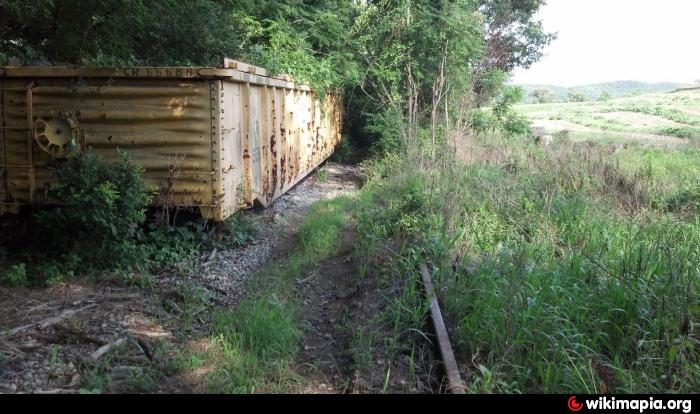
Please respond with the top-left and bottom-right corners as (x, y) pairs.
(530, 88), (558, 104)
(472, 85), (531, 137)
(567, 90), (587, 102)
(34, 150), (151, 267)
(0, 263), (28, 287)
(365, 108), (406, 156)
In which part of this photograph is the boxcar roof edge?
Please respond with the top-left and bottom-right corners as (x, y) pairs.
(0, 66), (312, 91)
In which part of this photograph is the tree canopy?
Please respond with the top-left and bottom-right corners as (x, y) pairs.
(1, 0), (554, 150)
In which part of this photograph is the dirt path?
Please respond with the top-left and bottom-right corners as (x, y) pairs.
(0, 162), (362, 394)
(159, 162), (364, 305)
(293, 224), (368, 393)
(289, 224), (437, 394)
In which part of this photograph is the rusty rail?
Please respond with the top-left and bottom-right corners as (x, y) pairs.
(418, 261), (466, 394)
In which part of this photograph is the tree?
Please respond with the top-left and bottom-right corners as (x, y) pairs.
(0, 0), (361, 95)
(0, 0), (247, 66)
(1, 0), (552, 152)
(530, 88), (558, 104)
(567, 90), (587, 102)
(598, 91), (612, 101)
(473, 0), (557, 104)
(345, 0), (487, 149)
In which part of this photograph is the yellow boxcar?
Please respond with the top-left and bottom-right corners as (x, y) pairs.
(0, 62), (342, 221)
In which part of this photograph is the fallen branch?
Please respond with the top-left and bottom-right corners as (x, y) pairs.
(206, 248), (218, 263)
(5, 304), (97, 337)
(418, 262), (465, 394)
(53, 323), (105, 346)
(89, 336), (128, 361)
(16, 338), (43, 351)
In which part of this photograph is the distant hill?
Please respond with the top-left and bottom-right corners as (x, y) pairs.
(515, 81), (692, 103)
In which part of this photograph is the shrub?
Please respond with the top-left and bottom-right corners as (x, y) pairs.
(330, 138), (356, 162)
(33, 150), (151, 267)
(658, 126), (697, 139)
(142, 213), (254, 271)
(471, 95), (531, 138)
(0, 263), (28, 287)
(366, 108), (405, 156)
(567, 90), (587, 102)
(470, 86), (532, 138)
(501, 111), (531, 137)
(598, 91), (612, 101)
(530, 88), (558, 104)
(471, 110), (496, 134)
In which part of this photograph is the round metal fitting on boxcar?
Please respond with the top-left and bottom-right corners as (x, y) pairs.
(33, 110), (81, 158)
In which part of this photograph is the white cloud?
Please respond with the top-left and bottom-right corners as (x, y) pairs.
(509, 0), (700, 86)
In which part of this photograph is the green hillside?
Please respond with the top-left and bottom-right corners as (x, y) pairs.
(516, 87), (700, 144)
(517, 80), (691, 103)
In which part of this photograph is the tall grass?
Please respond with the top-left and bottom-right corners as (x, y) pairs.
(355, 134), (700, 393)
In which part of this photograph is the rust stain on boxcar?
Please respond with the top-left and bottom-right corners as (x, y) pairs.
(0, 61), (341, 220)
(279, 126), (287, 186)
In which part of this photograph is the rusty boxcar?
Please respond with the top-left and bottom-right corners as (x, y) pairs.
(0, 60), (342, 221)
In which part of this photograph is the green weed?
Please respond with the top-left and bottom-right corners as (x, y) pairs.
(316, 169), (329, 182)
(354, 132), (700, 393)
(0, 263), (28, 287)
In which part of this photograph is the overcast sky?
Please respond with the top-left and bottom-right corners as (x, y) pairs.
(509, 0), (700, 87)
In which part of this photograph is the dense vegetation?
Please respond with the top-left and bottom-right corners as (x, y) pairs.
(354, 137), (700, 393)
(0, 150), (253, 286)
(1, 0), (554, 285)
(1, 0), (552, 150)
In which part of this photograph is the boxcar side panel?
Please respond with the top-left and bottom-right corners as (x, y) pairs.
(0, 78), (214, 212)
(220, 81), (243, 219)
(0, 66), (341, 221)
(291, 90), (301, 184)
(276, 87), (287, 196)
(248, 84), (263, 205)
(259, 86), (271, 206)
(240, 83), (253, 208)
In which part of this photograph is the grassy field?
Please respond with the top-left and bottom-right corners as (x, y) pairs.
(350, 88), (700, 393)
(516, 88), (700, 144)
(361, 142), (700, 393)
